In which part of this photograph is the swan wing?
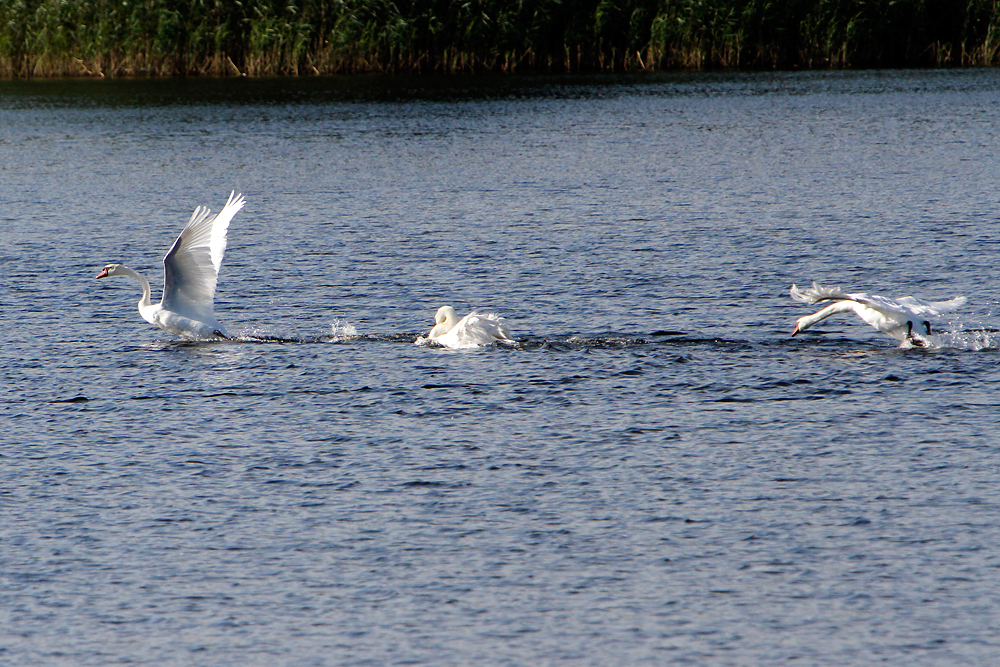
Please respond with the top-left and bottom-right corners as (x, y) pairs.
(455, 313), (513, 344)
(896, 295), (967, 317)
(792, 282), (965, 318)
(790, 282), (858, 304)
(161, 192), (245, 321)
(791, 283), (899, 317)
(846, 292), (909, 315)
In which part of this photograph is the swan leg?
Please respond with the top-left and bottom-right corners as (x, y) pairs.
(213, 330), (229, 340)
(904, 321), (928, 348)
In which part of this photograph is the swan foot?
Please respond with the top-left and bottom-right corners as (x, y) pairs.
(902, 321), (929, 348)
(213, 330), (229, 340)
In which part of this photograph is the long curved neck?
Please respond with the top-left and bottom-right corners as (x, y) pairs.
(796, 301), (856, 332)
(117, 265), (154, 309)
(430, 310), (460, 338)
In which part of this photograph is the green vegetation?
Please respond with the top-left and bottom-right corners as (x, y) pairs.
(2, 0), (999, 77)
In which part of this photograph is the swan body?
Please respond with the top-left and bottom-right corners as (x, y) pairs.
(97, 192), (245, 340)
(418, 305), (515, 349)
(790, 281), (966, 347)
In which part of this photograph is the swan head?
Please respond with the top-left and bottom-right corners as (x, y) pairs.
(791, 315), (810, 336)
(96, 263), (124, 279)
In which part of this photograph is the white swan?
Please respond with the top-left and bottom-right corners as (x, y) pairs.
(96, 192), (246, 340)
(790, 281), (966, 347)
(417, 305), (515, 349)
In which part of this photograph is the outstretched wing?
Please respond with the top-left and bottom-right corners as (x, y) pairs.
(162, 192), (245, 321)
(790, 282), (862, 305)
(896, 295), (967, 317)
(791, 281), (966, 318)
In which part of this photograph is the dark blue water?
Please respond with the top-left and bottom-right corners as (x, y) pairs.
(3, 70), (1000, 665)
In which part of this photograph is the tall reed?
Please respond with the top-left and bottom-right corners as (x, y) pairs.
(1, 0), (998, 78)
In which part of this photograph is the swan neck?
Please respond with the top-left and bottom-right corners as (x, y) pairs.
(429, 308), (460, 338)
(797, 301), (854, 332)
(119, 265), (153, 308)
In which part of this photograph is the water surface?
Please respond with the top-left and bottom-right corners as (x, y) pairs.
(2, 70), (1000, 665)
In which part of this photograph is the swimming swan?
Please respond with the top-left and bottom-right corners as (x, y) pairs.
(417, 306), (515, 349)
(790, 281), (966, 347)
(96, 192), (246, 340)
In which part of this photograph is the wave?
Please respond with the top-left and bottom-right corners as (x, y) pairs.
(167, 321), (1000, 352)
(214, 326), (754, 350)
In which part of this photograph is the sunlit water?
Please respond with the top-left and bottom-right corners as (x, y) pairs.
(3, 70), (1000, 665)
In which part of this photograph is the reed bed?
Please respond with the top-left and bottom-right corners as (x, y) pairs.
(2, 0), (999, 78)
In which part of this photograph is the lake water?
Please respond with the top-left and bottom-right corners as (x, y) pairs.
(2, 69), (1000, 665)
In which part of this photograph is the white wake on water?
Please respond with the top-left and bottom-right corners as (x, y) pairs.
(924, 327), (1000, 351)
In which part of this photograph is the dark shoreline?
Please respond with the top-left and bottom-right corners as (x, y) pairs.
(3, 0), (998, 79)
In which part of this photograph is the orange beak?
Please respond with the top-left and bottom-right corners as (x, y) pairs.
(96, 268), (109, 279)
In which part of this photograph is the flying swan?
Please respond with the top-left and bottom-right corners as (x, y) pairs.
(96, 192), (246, 340)
(416, 306), (516, 349)
(790, 281), (966, 347)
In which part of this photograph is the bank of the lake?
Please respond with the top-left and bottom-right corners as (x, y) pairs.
(2, 0), (1000, 78)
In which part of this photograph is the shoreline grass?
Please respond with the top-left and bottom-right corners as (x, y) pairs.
(2, 1), (999, 78)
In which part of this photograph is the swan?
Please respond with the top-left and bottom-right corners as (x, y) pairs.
(417, 306), (516, 349)
(790, 281), (966, 347)
(96, 192), (246, 340)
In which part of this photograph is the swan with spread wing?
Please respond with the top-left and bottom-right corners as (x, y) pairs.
(96, 192), (245, 340)
(790, 281), (966, 347)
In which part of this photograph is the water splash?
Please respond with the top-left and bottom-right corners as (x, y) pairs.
(326, 319), (359, 342)
(928, 327), (1000, 351)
